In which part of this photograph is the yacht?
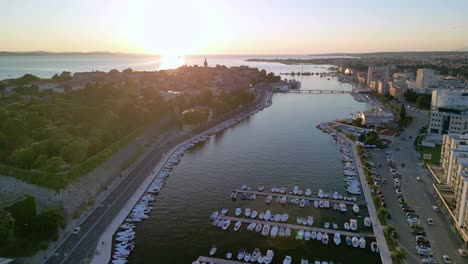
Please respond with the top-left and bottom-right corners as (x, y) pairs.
(261, 224), (271, 236)
(307, 216), (314, 226)
(283, 256), (292, 264)
(266, 195), (273, 204)
(264, 250), (274, 264)
(270, 226), (279, 238)
(226, 251), (232, 259)
(353, 204), (359, 213)
(322, 233), (329, 244)
(281, 213), (289, 222)
(234, 221), (242, 231)
(359, 237), (366, 248)
(296, 216), (304, 224)
(334, 233), (341, 245)
(237, 249), (246, 260)
(235, 208), (242, 216)
(222, 220), (231, 230)
(209, 245), (217, 256)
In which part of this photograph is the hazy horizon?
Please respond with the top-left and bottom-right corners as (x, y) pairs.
(2, 0), (468, 56)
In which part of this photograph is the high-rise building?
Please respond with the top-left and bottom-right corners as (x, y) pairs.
(367, 66), (390, 86)
(431, 89), (468, 110)
(416, 68), (437, 89)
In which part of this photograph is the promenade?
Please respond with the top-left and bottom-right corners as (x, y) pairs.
(326, 123), (393, 264)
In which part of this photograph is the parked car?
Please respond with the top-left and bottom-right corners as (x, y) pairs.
(72, 227), (81, 235)
(418, 247), (434, 256)
(382, 179), (387, 184)
(410, 223), (423, 229)
(458, 248), (468, 257)
(442, 255), (452, 263)
(398, 197), (405, 203)
(396, 188), (402, 195)
(427, 218), (434, 225)
(403, 207), (415, 212)
(416, 235), (428, 243)
(417, 176), (422, 181)
(421, 258), (437, 264)
(433, 206), (440, 212)
(411, 228), (426, 235)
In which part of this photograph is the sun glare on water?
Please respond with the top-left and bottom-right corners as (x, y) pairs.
(159, 53), (185, 70)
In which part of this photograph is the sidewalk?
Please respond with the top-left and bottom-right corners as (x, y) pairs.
(327, 124), (393, 264)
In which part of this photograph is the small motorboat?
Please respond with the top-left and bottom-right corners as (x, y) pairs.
(226, 251), (232, 259)
(302, 218), (307, 225)
(264, 250), (274, 264)
(280, 196), (287, 205)
(346, 236), (352, 246)
(301, 258), (308, 264)
(244, 252), (251, 262)
(339, 203), (347, 212)
(237, 249), (245, 260)
(359, 237), (366, 248)
(364, 217), (372, 227)
(316, 232), (323, 241)
(234, 221), (242, 231)
(332, 223), (338, 229)
(371, 241), (379, 252)
(324, 222), (330, 229)
(217, 219), (224, 228)
(281, 213), (289, 222)
(293, 186), (299, 195)
(258, 255), (265, 264)
(311, 231), (317, 240)
(262, 224), (271, 236)
(266, 195), (273, 204)
(247, 222), (256, 231)
(295, 230), (304, 240)
(235, 208), (242, 216)
(221, 208), (229, 215)
(334, 233), (341, 245)
(209, 245), (217, 256)
(251, 248), (260, 262)
(278, 227), (285, 237)
(322, 233), (329, 244)
(314, 200), (319, 208)
(264, 210), (271, 220)
(304, 231), (311, 240)
(274, 214), (281, 222)
(251, 210), (258, 219)
(305, 188), (312, 196)
(296, 216), (304, 225)
(350, 219), (357, 231)
(352, 237), (359, 248)
(307, 216), (314, 226)
(258, 185), (265, 192)
(279, 187), (286, 193)
(259, 212), (265, 220)
(222, 220), (231, 230)
(299, 199), (306, 207)
(230, 191), (237, 199)
(270, 226), (279, 238)
(245, 208), (251, 217)
(255, 223), (263, 233)
(210, 211), (219, 221)
(318, 189), (324, 198)
(241, 184), (248, 190)
(283, 256), (292, 264)
(353, 204), (359, 213)
(344, 222), (350, 230)
(285, 227), (291, 237)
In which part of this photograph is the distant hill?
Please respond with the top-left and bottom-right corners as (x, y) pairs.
(0, 51), (146, 56)
(309, 51), (468, 58)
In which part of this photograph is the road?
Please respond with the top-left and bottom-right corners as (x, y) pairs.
(44, 87), (271, 264)
(369, 108), (465, 263)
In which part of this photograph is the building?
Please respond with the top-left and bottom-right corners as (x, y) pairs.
(204, 58), (208, 68)
(356, 72), (367, 86)
(431, 89), (468, 110)
(378, 128), (397, 143)
(389, 83), (406, 99)
(377, 81), (389, 95)
(367, 66), (390, 86)
(416, 68), (437, 89)
(358, 111), (394, 127)
(439, 133), (468, 244)
(429, 105), (468, 135)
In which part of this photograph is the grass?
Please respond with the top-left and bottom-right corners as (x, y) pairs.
(418, 145), (441, 165)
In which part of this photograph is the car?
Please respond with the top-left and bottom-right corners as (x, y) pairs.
(399, 197), (405, 203)
(401, 163), (405, 167)
(417, 176), (422, 181)
(411, 228), (426, 235)
(72, 227), (81, 235)
(458, 248), (468, 257)
(409, 136), (413, 139)
(408, 218), (421, 224)
(418, 162), (424, 167)
(442, 255), (452, 263)
(403, 207), (415, 212)
(427, 218), (433, 225)
(402, 137), (406, 141)
(382, 179), (387, 184)
(418, 247), (434, 256)
(410, 223), (423, 228)
(421, 258), (437, 264)
(416, 235), (429, 243)
(433, 206), (440, 212)
(396, 188), (402, 195)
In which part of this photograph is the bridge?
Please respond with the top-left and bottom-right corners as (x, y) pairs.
(287, 89), (351, 94)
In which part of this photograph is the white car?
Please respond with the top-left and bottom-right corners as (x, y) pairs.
(442, 255), (452, 263)
(432, 206), (440, 212)
(72, 227), (81, 235)
(422, 258), (437, 264)
(458, 248), (468, 256)
(426, 218), (433, 225)
(416, 176), (422, 181)
(418, 247), (434, 256)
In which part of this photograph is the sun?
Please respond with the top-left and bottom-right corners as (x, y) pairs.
(159, 52), (185, 70)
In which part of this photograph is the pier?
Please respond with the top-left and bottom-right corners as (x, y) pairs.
(287, 89), (350, 94)
(196, 256), (249, 264)
(233, 189), (366, 207)
(219, 215), (375, 238)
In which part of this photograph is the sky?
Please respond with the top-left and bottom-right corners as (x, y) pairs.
(1, 0), (468, 55)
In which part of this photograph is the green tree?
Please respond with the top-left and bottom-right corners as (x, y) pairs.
(399, 104), (406, 121)
(9, 147), (36, 169)
(0, 209), (14, 244)
(44, 156), (65, 173)
(416, 94), (431, 109)
(358, 133), (366, 142)
(403, 89), (418, 102)
(61, 139), (89, 164)
(392, 247), (406, 262)
(352, 117), (363, 127)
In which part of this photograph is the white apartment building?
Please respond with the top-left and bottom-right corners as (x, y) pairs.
(429, 105), (468, 135)
(416, 68), (437, 89)
(441, 134), (468, 244)
(367, 66), (389, 85)
(431, 89), (468, 110)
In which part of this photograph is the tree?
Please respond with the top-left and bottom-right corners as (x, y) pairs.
(61, 139), (89, 164)
(352, 117), (363, 127)
(44, 156), (65, 173)
(9, 147), (36, 169)
(403, 89), (418, 102)
(0, 209), (14, 244)
(416, 94), (431, 109)
(392, 247), (406, 261)
(358, 133), (366, 142)
(399, 104), (406, 121)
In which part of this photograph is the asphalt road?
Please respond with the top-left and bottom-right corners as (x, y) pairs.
(369, 108), (465, 263)
(44, 88), (269, 264)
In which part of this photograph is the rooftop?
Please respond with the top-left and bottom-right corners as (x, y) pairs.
(438, 104), (468, 114)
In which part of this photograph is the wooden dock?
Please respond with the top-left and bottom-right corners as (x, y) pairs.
(196, 256), (249, 264)
(219, 215), (374, 238)
(234, 189), (366, 207)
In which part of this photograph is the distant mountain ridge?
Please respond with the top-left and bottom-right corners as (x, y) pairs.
(309, 51), (468, 58)
(0, 51), (151, 56)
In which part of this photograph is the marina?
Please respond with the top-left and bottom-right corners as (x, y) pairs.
(195, 256), (249, 264)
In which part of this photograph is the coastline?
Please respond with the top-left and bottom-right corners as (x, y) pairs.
(90, 89), (273, 264)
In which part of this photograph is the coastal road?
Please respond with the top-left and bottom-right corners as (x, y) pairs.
(44, 87), (270, 264)
(370, 108), (465, 263)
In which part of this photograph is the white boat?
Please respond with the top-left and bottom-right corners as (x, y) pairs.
(251, 210), (258, 219)
(258, 255), (265, 263)
(244, 252), (251, 262)
(322, 233), (329, 244)
(324, 222), (330, 229)
(280, 196), (287, 204)
(371, 241), (379, 252)
(296, 230), (304, 240)
(305, 188), (312, 196)
(234, 221), (242, 231)
(332, 223), (338, 229)
(319, 200), (324, 208)
(241, 184), (248, 190)
(314, 200), (319, 208)
(333, 192), (339, 200)
(299, 199), (306, 207)
(311, 231), (317, 239)
(258, 185), (265, 192)
(279, 227), (285, 237)
(259, 212), (265, 220)
(264, 210), (271, 220)
(283, 256), (292, 264)
(270, 226), (279, 238)
(324, 200), (330, 208)
(120, 223), (135, 230)
(264, 250), (274, 264)
(296, 216), (303, 224)
(350, 219), (357, 231)
(235, 208), (242, 216)
(209, 245), (217, 256)
(359, 237), (366, 248)
(346, 236), (352, 246)
(353, 204), (359, 213)
(352, 237), (359, 248)
(334, 233), (341, 245)
(262, 224), (271, 236)
(279, 187), (286, 193)
(216, 219), (224, 228)
(274, 214), (281, 222)
(293, 186), (299, 195)
(245, 208), (251, 217)
(222, 220), (231, 230)
(304, 231), (311, 240)
(344, 222), (350, 230)
(339, 203), (347, 212)
(364, 217), (372, 227)
(318, 189), (324, 198)
(210, 211), (219, 221)
(237, 249), (245, 260)
(281, 213), (289, 222)
(226, 251), (232, 259)
(307, 216), (314, 226)
(301, 258), (308, 264)
(251, 248), (260, 262)
(221, 208), (229, 215)
(247, 222), (256, 231)
(316, 232), (323, 241)
(266, 195), (272, 204)
(255, 223), (263, 232)
(285, 227), (291, 237)
(302, 218), (307, 225)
